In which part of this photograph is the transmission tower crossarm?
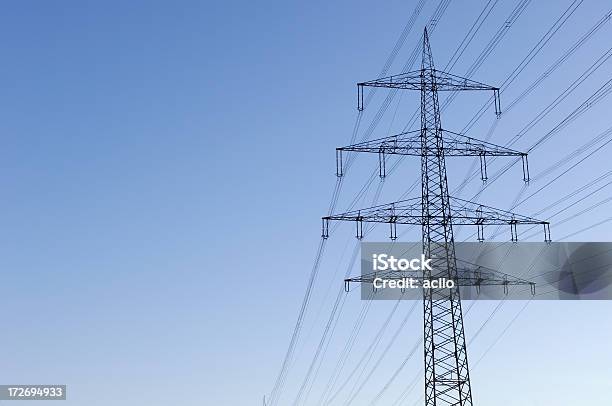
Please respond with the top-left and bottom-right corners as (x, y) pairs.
(335, 130), (527, 179)
(357, 69), (502, 114)
(358, 70), (497, 91)
(337, 129), (524, 156)
(344, 259), (536, 294)
(322, 197), (551, 241)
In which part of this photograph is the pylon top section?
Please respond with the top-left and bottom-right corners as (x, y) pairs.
(357, 29), (501, 116)
(422, 26), (435, 71)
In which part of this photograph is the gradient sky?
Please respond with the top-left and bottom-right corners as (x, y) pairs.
(0, 1), (611, 405)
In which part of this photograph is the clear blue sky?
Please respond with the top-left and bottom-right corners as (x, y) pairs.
(0, 1), (611, 405)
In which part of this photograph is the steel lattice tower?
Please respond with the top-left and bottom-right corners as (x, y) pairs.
(322, 28), (551, 406)
(419, 29), (473, 406)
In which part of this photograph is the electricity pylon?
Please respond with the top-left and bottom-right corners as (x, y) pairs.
(322, 28), (551, 406)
